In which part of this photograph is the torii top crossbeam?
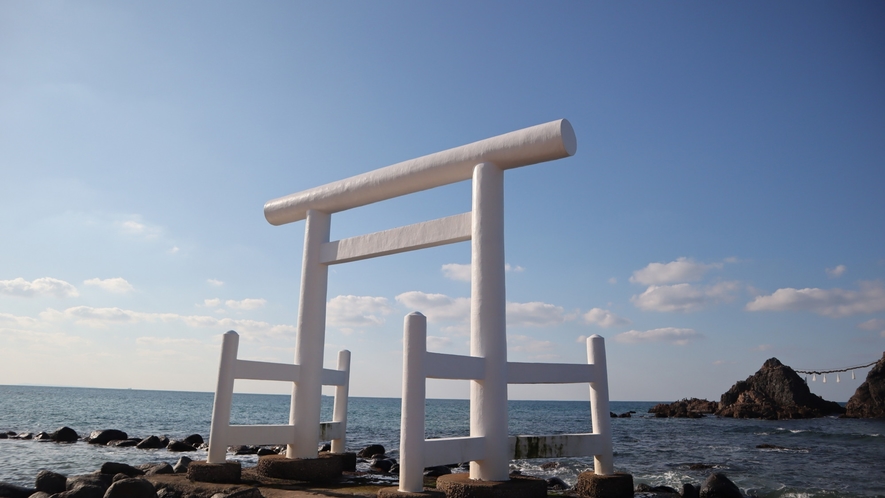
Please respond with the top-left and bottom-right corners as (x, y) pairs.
(264, 119), (576, 225)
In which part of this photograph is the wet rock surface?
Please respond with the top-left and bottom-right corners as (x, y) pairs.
(845, 352), (885, 418)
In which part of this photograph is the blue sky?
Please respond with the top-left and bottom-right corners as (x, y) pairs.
(1, 2), (883, 402)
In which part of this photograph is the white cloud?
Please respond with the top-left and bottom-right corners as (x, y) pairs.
(614, 327), (703, 345)
(427, 336), (452, 350)
(119, 218), (161, 238)
(327, 295), (392, 328)
(441, 264), (471, 282)
(396, 291), (470, 323)
(858, 318), (885, 331)
(631, 281), (739, 312)
(83, 277), (134, 294)
(0, 277), (79, 298)
(608, 277), (617, 285)
(204, 298), (222, 307)
(583, 308), (631, 328)
(507, 301), (569, 327)
(630, 257), (722, 285)
(752, 344), (773, 351)
(441, 263), (524, 282)
(208, 279), (224, 287)
(225, 298), (267, 310)
(745, 281), (885, 318)
(508, 334), (555, 353)
(826, 265), (847, 278)
(168, 246), (180, 254)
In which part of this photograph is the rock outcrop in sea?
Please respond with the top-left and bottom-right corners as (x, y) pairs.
(649, 398), (718, 418)
(716, 358), (845, 419)
(844, 351), (885, 418)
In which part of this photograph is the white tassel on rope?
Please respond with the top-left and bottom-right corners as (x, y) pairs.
(836, 374), (840, 383)
(812, 374), (816, 381)
(852, 371), (856, 380)
(823, 374), (827, 383)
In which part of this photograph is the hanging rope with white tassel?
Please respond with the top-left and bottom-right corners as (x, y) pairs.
(797, 359), (878, 382)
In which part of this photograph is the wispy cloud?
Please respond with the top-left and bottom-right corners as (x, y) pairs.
(631, 281), (740, 313)
(583, 308), (631, 328)
(0, 277), (79, 298)
(858, 318), (885, 331)
(745, 281), (885, 318)
(630, 257), (722, 286)
(396, 291), (470, 322)
(225, 298), (267, 310)
(614, 327), (703, 345)
(825, 265), (846, 278)
(118, 218), (162, 239)
(84, 277), (134, 294)
(207, 279), (224, 287)
(327, 295), (393, 328)
(506, 301), (570, 327)
(440, 262), (525, 282)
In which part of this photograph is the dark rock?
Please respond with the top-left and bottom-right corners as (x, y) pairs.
(546, 476), (569, 490)
(34, 431), (53, 440)
(66, 474), (113, 492)
(256, 447), (276, 456)
(357, 444), (385, 458)
(30, 492), (52, 498)
(166, 440), (196, 452)
(173, 456), (192, 473)
(318, 442), (331, 452)
(136, 435), (166, 449)
(638, 483), (678, 493)
(188, 461), (242, 484)
(423, 465), (451, 477)
(610, 411), (618, 418)
(618, 412), (632, 418)
(100, 462), (145, 477)
(650, 398), (718, 418)
(51, 427), (80, 443)
(689, 463), (714, 470)
(156, 489), (182, 498)
(232, 445), (258, 455)
(183, 434), (204, 446)
(0, 482), (37, 498)
(57, 483), (106, 498)
(716, 358), (845, 419)
(103, 477), (157, 498)
(35, 469), (67, 494)
(681, 483), (700, 498)
(108, 439), (139, 447)
(226, 488), (264, 498)
(0, 432), (6, 439)
(699, 473), (743, 498)
(88, 430), (127, 445)
(17, 432), (33, 439)
(756, 443), (787, 450)
(845, 352), (885, 418)
(539, 461), (559, 470)
(145, 463), (175, 476)
(111, 473), (130, 482)
(370, 456), (397, 473)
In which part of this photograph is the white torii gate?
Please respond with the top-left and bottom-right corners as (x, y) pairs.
(259, 119), (606, 481)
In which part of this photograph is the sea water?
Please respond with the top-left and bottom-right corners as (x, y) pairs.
(0, 386), (883, 497)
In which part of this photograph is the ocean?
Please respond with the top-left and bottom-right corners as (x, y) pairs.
(0, 385), (883, 497)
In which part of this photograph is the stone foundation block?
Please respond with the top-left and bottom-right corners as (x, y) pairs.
(186, 461), (241, 484)
(435, 473), (546, 498)
(574, 471), (633, 498)
(256, 453), (343, 482)
(377, 486), (446, 498)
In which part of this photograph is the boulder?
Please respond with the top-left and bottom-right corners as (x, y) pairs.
(136, 435), (166, 449)
(183, 434), (204, 446)
(51, 427), (80, 443)
(423, 465), (451, 477)
(845, 352), (885, 418)
(103, 477), (157, 498)
(716, 358), (845, 419)
(173, 456), (192, 473)
(546, 476), (569, 490)
(166, 440), (196, 452)
(356, 444), (385, 458)
(108, 439), (139, 447)
(370, 456), (397, 473)
(699, 473), (742, 498)
(145, 463), (175, 476)
(34, 431), (53, 440)
(61, 483), (106, 498)
(100, 462), (145, 477)
(88, 430), (128, 445)
(681, 483), (700, 498)
(35, 469), (67, 494)
(0, 482), (37, 498)
(650, 398), (717, 418)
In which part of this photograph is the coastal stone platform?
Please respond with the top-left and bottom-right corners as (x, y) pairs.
(435, 473), (548, 498)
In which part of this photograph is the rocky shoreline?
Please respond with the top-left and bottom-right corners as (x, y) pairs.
(647, 353), (885, 420)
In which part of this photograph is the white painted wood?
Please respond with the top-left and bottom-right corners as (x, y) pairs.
(207, 331), (239, 463)
(469, 162), (510, 481)
(330, 350), (350, 453)
(507, 362), (596, 384)
(319, 421), (344, 441)
(321, 367), (347, 386)
(423, 436), (486, 468)
(320, 213), (471, 265)
(588, 335), (613, 474)
(234, 359), (301, 382)
(508, 434), (605, 459)
(264, 120), (576, 225)
(425, 352), (485, 380)
(288, 209), (331, 459)
(399, 312), (427, 493)
(226, 425), (294, 447)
